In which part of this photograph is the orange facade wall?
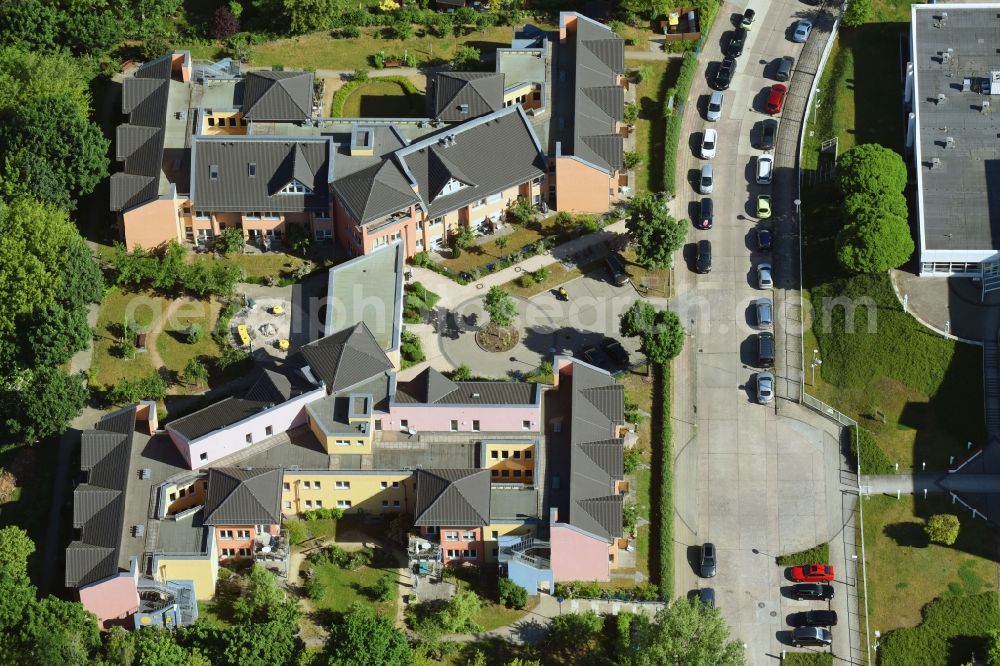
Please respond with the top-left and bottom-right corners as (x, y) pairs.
(122, 197), (181, 249)
(214, 524), (279, 561)
(555, 157), (614, 213)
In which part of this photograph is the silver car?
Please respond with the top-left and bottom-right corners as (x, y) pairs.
(755, 298), (773, 328)
(707, 90), (724, 121)
(757, 262), (773, 289)
(699, 164), (714, 194)
(793, 19), (812, 43)
(757, 371), (775, 404)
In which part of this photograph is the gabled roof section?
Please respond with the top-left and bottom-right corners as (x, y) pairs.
(331, 159), (418, 225)
(242, 70), (314, 122)
(273, 143), (315, 194)
(414, 469), (491, 527)
(203, 467), (283, 525)
(395, 106), (545, 219)
(116, 124), (160, 162)
(394, 371), (539, 406)
(397, 367), (458, 403)
(66, 405), (139, 588)
(582, 86), (624, 121)
(581, 135), (624, 171)
(582, 39), (624, 74)
(300, 321), (394, 394)
(577, 439), (624, 479)
(577, 495), (623, 538)
(427, 147), (476, 200)
(433, 71), (504, 122)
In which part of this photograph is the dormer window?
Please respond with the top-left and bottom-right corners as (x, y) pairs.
(279, 178), (310, 194)
(248, 163), (257, 177)
(437, 177), (467, 199)
(210, 165), (219, 181)
(458, 103), (469, 114)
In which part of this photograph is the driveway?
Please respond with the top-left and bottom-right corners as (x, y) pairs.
(672, 0), (860, 663)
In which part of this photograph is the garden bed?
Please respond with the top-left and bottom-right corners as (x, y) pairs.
(475, 322), (519, 353)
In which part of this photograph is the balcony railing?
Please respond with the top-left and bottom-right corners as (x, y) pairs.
(499, 536), (551, 570)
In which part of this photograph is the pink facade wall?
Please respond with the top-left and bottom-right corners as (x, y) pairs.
(550, 523), (610, 582)
(168, 388), (325, 469)
(79, 573), (139, 628)
(381, 404), (541, 434)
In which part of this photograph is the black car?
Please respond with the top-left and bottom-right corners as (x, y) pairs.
(758, 119), (778, 150)
(791, 583), (835, 601)
(755, 227), (772, 252)
(757, 331), (775, 367)
(725, 28), (747, 58)
(699, 197), (714, 229)
(699, 542), (717, 578)
(713, 57), (735, 91)
(696, 240), (712, 274)
(582, 346), (609, 369)
(792, 610), (839, 627)
(792, 627), (833, 648)
(699, 588), (716, 608)
(602, 339), (629, 366)
(741, 8), (755, 26)
(605, 254), (629, 286)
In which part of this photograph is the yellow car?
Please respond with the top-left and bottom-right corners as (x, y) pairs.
(757, 195), (772, 219)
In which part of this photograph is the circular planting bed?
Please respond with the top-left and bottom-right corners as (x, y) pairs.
(475, 322), (520, 353)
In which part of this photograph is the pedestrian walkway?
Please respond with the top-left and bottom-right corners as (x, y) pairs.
(890, 269), (1000, 343)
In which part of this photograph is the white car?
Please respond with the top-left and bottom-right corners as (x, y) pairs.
(793, 19), (812, 43)
(757, 262), (773, 289)
(756, 155), (773, 184)
(699, 164), (714, 194)
(707, 91), (724, 122)
(701, 128), (718, 159)
(757, 372), (775, 404)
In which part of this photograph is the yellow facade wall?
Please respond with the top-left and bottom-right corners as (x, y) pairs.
(484, 522), (536, 563)
(304, 413), (372, 455)
(485, 442), (535, 484)
(155, 556), (217, 601)
(202, 111), (247, 135)
(281, 471), (413, 516)
(163, 478), (208, 515)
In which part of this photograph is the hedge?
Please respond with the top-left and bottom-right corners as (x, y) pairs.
(329, 76), (420, 118)
(662, 53), (698, 194)
(782, 654), (833, 666)
(852, 427), (896, 475)
(553, 580), (660, 601)
(775, 542), (830, 566)
(649, 362), (674, 598)
(879, 593), (1000, 666)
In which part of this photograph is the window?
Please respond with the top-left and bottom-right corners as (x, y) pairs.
(501, 469), (510, 477)
(417, 220), (424, 230)
(314, 208), (330, 219)
(208, 117), (216, 127)
(237, 530), (250, 539)
(210, 165), (219, 181)
(392, 481), (400, 488)
(381, 481), (389, 489)
(487, 192), (502, 204)
(463, 549), (476, 559)
(195, 210), (209, 220)
(491, 469), (499, 477)
(472, 420), (480, 432)
(200, 452), (208, 461)
(305, 500), (313, 508)
(226, 117), (236, 127)
(425, 526), (438, 535)
(400, 419), (408, 429)
(430, 216), (443, 226)
(240, 118), (248, 126)
(248, 163), (257, 177)
(522, 420), (531, 430)
(315, 228), (333, 241)
(265, 425), (273, 436)
(447, 549), (459, 558)
(283, 482), (290, 491)
(284, 501), (291, 509)
(382, 500), (389, 507)
(490, 450), (498, 459)
(493, 548), (499, 557)
(491, 531), (499, 539)
(416, 239), (423, 249)
(450, 420), (458, 432)
(245, 211), (261, 219)
(185, 227), (194, 241)
(279, 179), (309, 194)
(472, 198), (486, 209)
(501, 450), (509, 459)
(336, 500), (352, 508)
(263, 212), (280, 220)
(169, 492), (176, 501)
(245, 433), (252, 444)
(609, 553), (615, 563)
(314, 481), (322, 489)
(513, 469), (522, 478)
(525, 450), (532, 459)
(221, 530), (233, 539)
(239, 548), (251, 557)
(335, 440), (350, 447)
(526, 469), (533, 478)
(444, 531), (458, 541)
(304, 481), (311, 490)
(221, 548), (232, 557)
(462, 532), (476, 542)
(335, 481), (350, 489)
(374, 419), (382, 431)
(513, 451), (521, 459)
(393, 500), (400, 507)
(315, 500), (323, 508)
(179, 488), (186, 498)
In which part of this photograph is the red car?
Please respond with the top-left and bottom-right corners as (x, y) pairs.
(790, 564), (835, 582)
(766, 84), (787, 114)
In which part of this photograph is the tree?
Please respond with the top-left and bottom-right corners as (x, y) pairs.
(0, 2), (62, 53)
(451, 364), (472, 381)
(232, 565), (285, 623)
(546, 612), (604, 664)
(505, 196), (535, 225)
(626, 192), (687, 269)
(630, 597), (746, 666)
(438, 590), (481, 633)
(153, 240), (185, 291)
(24, 301), (91, 367)
(496, 236), (509, 252)
(61, 10), (124, 56)
(214, 228), (245, 255)
(372, 573), (395, 602)
(58, 235), (104, 310)
(987, 629), (1000, 666)
(620, 301), (685, 366)
(326, 603), (412, 666)
(483, 286), (517, 329)
(113, 243), (159, 287)
(0, 526), (34, 579)
(620, 300), (657, 339)
(107, 371), (167, 405)
(842, 0), (872, 27)
(842, 190), (908, 222)
(212, 6), (240, 38)
(498, 578), (527, 609)
(925, 513), (961, 545)
(222, 618), (301, 666)
(836, 143), (907, 197)
(183, 358), (209, 387)
(12, 591), (102, 665)
(4, 367), (87, 446)
(835, 211), (914, 273)
(624, 151), (642, 170)
(452, 45), (481, 71)
(624, 102), (639, 125)
(282, 0), (337, 34)
(1, 94), (110, 208)
(134, 627), (191, 666)
(104, 626), (137, 666)
(284, 222), (312, 255)
(450, 225), (474, 257)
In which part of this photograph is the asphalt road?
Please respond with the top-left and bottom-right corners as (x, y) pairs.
(671, 1), (863, 663)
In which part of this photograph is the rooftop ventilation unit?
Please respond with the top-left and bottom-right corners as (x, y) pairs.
(139, 468), (151, 480)
(930, 157), (942, 169)
(942, 48), (953, 64)
(937, 93), (947, 104)
(133, 524), (146, 537)
(946, 136), (955, 149)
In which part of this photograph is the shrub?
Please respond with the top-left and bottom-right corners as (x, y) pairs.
(498, 578), (527, 609)
(217, 345), (249, 372)
(185, 323), (203, 344)
(373, 574), (395, 602)
(401, 330), (425, 369)
(663, 53), (698, 194)
(623, 503), (638, 534)
(214, 227), (245, 255)
(518, 273), (537, 288)
(623, 446), (642, 474)
(305, 574), (325, 600)
(532, 266), (550, 283)
(851, 427), (895, 475)
(653, 363), (673, 598)
(879, 593), (1000, 665)
(340, 25), (361, 38)
(925, 514), (960, 545)
(285, 519), (307, 545)
(107, 371), (167, 405)
(775, 543), (830, 566)
(553, 581), (659, 601)
(308, 545), (373, 570)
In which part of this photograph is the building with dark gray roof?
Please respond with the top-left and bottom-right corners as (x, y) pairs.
(300, 321), (394, 393)
(242, 71), (314, 122)
(394, 367), (540, 406)
(203, 467), (283, 525)
(908, 3), (1000, 287)
(414, 469), (492, 526)
(432, 72), (505, 122)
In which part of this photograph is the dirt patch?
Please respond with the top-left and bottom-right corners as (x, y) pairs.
(475, 322), (520, 353)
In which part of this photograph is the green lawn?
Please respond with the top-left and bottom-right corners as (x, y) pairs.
(341, 79), (425, 118)
(224, 253), (310, 281)
(308, 561), (398, 617)
(626, 59), (677, 193)
(879, 592), (1000, 666)
(449, 573), (539, 632)
(622, 248), (671, 298)
(503, 263), (586, 298)
(862, 495), (999, 633)
(782, 654), (833, 666)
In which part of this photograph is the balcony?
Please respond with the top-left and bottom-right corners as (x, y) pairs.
(499, 536), (551, 571)
(255, 530), (289, 575)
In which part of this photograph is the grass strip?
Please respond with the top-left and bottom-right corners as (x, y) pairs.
(649, 362), (673, 598)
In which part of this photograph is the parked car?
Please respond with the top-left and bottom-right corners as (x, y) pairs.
(792, 610), (839, 627)
(790, 564), (836, 582)
(602, 339), (629, 366)
(696, 240), (712, 274)
(725, 28), (747, 57)
(757, 371), (774, 404)
(791, 583), (835, 601)
(755, 297), (773, 328)
(741, 8), (755, 27)
(699, 164), (714, 194)
(755, 227), (773, 252)
(582, 346), (609, 369)
(707, 90), (724, 121)
(757, 331), (775, 367)
(766, 84), (787, 114)
(793, 19), (813, 43)
(757, 262), (773, 289)
(699, 587), (716, 608)
(756, 155), (773, 184)
(699, 543), (717, 578)
(757, 195), (772, 219)
(757, 119), (778, 150)
(713, 57), (735, 90)
(701, 128), (718, 159)
(698, 197), (714, 229)
(605, 254), (629, 286)
(792, 627), (832, 648)
(776, 55), (795, 82)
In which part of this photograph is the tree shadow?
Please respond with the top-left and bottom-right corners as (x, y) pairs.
(883, 521), (930, 548)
